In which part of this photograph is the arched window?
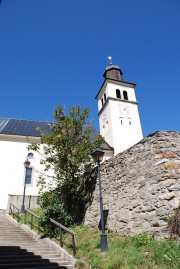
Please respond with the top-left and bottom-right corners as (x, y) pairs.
(116, 89), (121, 99)
(128, 118), (132, 126)
(25, 167), (32, 185)
(123, 91), (128, 100)
(27, 152), (34, 158)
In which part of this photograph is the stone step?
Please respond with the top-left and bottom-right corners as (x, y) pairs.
(9, 267), (72, 269)
(0, 261), (68, 268)
(0, 254), (62, 259)
(0, 257), (70, 265)
(0, 236), (40, 242)
(0, 248), (61, 259)
(0, 258), (69, 264)
(0, 232), (36, 240)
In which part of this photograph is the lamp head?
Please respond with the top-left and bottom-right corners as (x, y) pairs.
(91, 147), (104, 163)
(24, 159), (31, 168)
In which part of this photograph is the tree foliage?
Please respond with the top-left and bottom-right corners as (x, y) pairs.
(29, 105), (103, 224)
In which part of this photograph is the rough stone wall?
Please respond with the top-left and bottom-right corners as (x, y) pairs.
(84, 131), (180, 235)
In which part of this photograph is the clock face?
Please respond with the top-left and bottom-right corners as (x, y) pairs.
(119, 104), (130, 115)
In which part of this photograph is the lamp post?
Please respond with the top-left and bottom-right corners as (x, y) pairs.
(91, 147), (107, 252)
(21, 159), (31, 213)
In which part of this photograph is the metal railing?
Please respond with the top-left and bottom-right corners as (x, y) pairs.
(9, 204), (77, 256)
(24, 209), (42, 234)
(49, 218), (76, 256)
(9, 203), (21, 222)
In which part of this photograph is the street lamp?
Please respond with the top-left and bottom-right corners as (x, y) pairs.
(21, 159), (31, 213)
(91, 147), (108, 252)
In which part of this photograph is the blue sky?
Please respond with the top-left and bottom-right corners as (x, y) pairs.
(0, 0), (179, 137)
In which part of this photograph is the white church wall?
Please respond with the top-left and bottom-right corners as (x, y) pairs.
(99, 103), (114, 148)
(0, 135), (47, 209)
(97, 86), (106, 111)
(109, 100), (143, 154)
(106, 83), (137, 102)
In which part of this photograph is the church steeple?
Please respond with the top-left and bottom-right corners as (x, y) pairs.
(96, 58), (143, 155)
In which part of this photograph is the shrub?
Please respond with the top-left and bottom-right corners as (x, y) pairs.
(169, 205), (180, 236)
(37, 191), (73, 236)
(132, 232), (154, 247)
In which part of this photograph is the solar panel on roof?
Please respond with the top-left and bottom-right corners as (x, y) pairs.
(0, 119), (10, 132)
(0, 118), (51, 137)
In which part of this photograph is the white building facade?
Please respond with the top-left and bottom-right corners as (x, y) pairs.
(0, 119), (51, 210)
(96, 63), (143, 155)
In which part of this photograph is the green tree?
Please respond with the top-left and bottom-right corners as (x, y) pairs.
(29, 105), (103, 224)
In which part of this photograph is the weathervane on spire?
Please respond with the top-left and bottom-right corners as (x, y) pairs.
(108, 56), (113, 65)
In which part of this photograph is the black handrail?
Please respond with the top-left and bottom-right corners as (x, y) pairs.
(49, 218), (76, 256)
(9, 203), (20, 222)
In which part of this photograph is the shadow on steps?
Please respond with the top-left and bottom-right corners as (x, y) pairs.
(0, 246), (69, 269)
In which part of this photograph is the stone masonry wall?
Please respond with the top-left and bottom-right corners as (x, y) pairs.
(84, 131), (180, 235)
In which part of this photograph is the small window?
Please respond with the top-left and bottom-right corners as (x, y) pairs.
(115, 71), (119, 80)
(116, 89), (121, 99)
(128, 118), (132, 126)
(27, 152), (34, 158)
(101, 98), (104, 106)
(120, 117), (123, 125)
(25, 167), (32, 185)
(104, 93), (106, 101)
(123, 91), (128, 100)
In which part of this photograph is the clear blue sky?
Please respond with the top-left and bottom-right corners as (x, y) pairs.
(0, 0), (179, 137)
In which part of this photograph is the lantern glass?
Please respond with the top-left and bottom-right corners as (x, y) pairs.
(91, 147), (104, 162)
(24, 159), (31, 169)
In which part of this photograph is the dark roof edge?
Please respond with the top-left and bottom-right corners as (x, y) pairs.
(0, 117), (50, 124)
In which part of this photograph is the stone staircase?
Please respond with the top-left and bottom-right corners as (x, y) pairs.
(0, 212), (75, 269)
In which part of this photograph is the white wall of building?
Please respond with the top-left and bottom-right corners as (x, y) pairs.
(0, 135), (47, 209)
(108, 99), (143, 154)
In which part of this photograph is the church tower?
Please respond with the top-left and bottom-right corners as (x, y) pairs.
(96, 57), (143, 155)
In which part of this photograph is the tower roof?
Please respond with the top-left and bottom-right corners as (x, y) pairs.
(105, 64), (121, 71)
(96, 61), (135, 100)
(103, 63), (123, 80)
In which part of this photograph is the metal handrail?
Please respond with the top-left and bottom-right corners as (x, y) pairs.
(49, 218), (76, 256)
(9, 203), (20, 222)
(24, 209), (42, 233)
(8, 203), (77, 256)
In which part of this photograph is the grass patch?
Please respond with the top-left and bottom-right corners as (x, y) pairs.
(63, 226), (180, 269)
(16, 212), (180, 269)
(19, 208), (45, 234)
